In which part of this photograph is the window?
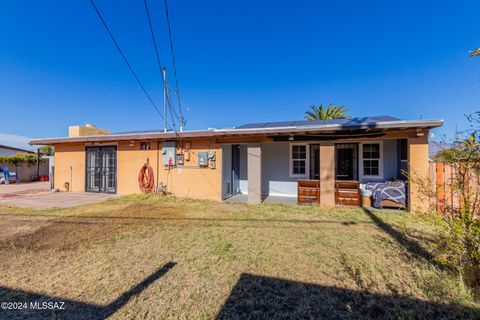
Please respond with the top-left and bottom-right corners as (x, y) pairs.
(362, 143), (381, 177)
(140, 142), (151, 150)
(290, 144), (308, 176)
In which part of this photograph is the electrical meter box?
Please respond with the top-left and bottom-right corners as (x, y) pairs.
(162, 141), (176, 166)
(207, 151), (216, 160)
(198, 152), (208, 167)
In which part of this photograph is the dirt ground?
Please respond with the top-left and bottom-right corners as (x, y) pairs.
(0, 195), (478, 319)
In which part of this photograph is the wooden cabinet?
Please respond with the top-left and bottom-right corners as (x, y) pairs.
(297, 179), (320, 205)
(335, 180), (360, 206)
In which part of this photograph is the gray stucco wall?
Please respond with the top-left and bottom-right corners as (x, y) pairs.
(359, 139), (399, 183)
(261, 142), (298, 197)
(262, 140), (400, 195)
(383, 139), (398, 180)
(222, 139), (402, 199)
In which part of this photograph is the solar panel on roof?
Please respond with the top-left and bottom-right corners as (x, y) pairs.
(236, 116), (399, 129)
(114, 129), (163, 134)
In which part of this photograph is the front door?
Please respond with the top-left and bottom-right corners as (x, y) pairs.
(335, 143), (358, 180)
(86, 146), (117, 193)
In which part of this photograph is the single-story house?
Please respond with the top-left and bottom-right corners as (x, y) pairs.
(0, 144), (35, 156)
(30, 116), (443, 212)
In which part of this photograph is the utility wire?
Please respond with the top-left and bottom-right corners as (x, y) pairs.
(163, 0), (183, 124)
(143, 0), (179, 130)
(89, 0), (164, 121)
(168, 88), (205, 129)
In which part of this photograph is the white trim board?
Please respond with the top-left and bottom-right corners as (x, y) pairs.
(359, 141), (384, 180)
(289, 143), (310, 178)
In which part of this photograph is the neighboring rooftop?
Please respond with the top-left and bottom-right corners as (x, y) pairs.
(0, 144), (35, 154)
(30, 116), (443, 145)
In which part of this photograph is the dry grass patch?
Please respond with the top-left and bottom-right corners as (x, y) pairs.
(0, 194), (478, 319)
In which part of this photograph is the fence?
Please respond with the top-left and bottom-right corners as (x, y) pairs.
(428, 162), (478, 214)
(0, 161), (49, 183)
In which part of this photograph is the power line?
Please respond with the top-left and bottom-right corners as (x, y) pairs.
(163, 0), (184, 125)
(89, 0), (164, 121)
(143, 0), (179, 131)
(168, 88), (205, 129)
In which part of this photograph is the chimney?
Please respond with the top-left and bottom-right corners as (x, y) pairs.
(68, 124), (110, 137)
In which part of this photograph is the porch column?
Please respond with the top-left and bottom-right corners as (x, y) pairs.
(247, 143), (262, 203)
(408, 134), (429, 213)
(319, 142), (335, 207)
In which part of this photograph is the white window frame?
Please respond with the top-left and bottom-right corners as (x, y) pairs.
(289, 143), (309, 178)
(359, 141), (383, 179)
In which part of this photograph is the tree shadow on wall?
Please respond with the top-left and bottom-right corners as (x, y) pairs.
(216, 273), (479, 320)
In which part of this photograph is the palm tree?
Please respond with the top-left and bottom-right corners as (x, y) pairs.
(305, 103), (350, 120)
(470, 48), (480, 58)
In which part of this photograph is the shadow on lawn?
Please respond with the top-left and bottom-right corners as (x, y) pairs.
(216, 273), (480, 319)
(0, 262), (175, 319)
(361, 207), (434, 262)
(0, 212), (369, 227)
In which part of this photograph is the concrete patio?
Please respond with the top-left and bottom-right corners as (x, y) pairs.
(0, 182), (116, 209)
(0, 181), (49, 194)
(224, 193), (297, 205)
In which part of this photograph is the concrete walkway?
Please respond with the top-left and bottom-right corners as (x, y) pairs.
(0, 182), (116, 209)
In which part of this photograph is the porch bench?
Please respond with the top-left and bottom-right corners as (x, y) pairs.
(297, 179), (320, 205)
(335, 181), (360, 206)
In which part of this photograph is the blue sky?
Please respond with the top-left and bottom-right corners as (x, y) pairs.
(1, 0), (479, 149)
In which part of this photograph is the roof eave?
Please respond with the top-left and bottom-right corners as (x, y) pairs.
(30, 119), (444, 145)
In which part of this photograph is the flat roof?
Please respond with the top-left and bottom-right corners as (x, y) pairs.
(30, 117), (443, 145)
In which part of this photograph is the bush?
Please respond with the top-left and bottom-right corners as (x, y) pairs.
(435, 218), (480, 293)
(412, 113), (480, 295)
(38, 146), (54, 156)
(0, 154), (45, 166)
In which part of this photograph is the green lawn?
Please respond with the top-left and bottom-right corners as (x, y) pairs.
(0, 195), (478, 319)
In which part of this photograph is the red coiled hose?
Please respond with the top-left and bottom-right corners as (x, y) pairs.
(138, 164), (155, 193)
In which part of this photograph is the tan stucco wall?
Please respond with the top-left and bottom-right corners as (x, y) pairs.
(408, 135), (430, 213)
(319, 142), (335, 207)
(163, 140), (222, 201)
(247, 143), (262, 203)
(53, 144), (86, 192)
(52, 139), (222, 200)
